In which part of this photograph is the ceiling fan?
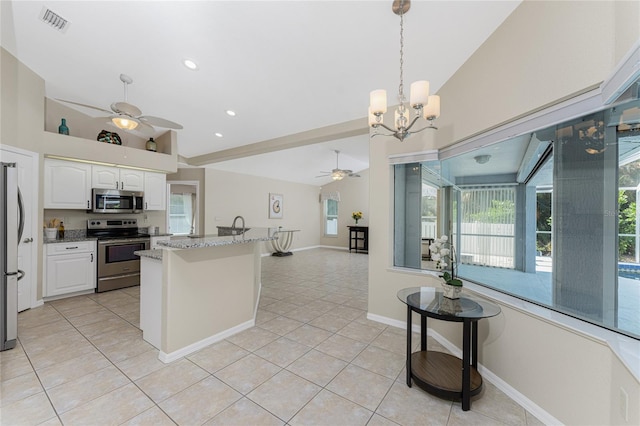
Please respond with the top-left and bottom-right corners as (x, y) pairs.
(57, 74), (183, 135)
(316, 150), (361, 181)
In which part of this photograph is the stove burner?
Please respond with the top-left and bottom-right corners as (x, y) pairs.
(86, 218), (149, 240)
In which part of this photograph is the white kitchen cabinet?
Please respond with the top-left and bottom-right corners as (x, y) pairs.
(44, 159), (92, 209)
(92, 165), (144, 191)
(44, 241), (96, 297)
(144, 172), (166, 210)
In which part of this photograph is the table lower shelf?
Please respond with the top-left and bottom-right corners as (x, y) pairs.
(410, 350), (483, 398)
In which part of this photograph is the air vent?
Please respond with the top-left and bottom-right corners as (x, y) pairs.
(39, 7), (70, 33)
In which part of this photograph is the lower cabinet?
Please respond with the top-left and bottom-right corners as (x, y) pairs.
(45, 241), (96, 297)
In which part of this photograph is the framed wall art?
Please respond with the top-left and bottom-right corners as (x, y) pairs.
(269, 193), (283, 219)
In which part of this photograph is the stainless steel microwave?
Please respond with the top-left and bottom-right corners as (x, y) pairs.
(92, 189), (143, 214)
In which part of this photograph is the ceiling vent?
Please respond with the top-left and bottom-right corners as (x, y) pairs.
(39, 7), (70, 33)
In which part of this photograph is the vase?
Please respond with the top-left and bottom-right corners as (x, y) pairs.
(441, 282), (462, 299)
(58, 118), (69, 135)
(355, 219), (359, 224)
(146, 137), (157, 152)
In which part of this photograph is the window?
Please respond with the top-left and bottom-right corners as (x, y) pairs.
(167, 182), (198, 236)
(459, 187), (516, 268)
(393, 96), (640, 339)
(324, 199), (338, 236)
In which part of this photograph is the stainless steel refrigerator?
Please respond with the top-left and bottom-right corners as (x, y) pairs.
(1, 162), (24, 351)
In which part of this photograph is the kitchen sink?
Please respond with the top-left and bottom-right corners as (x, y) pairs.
(216, 226), (250, 236)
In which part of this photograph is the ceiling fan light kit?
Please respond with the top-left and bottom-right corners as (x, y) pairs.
(317, 150), (361, 181)
(368, 0), (441, 142)
(57, 74), (183, 136)
(111, 116), (139, 130)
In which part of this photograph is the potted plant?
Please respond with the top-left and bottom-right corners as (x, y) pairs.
(430, 235), (463, 299)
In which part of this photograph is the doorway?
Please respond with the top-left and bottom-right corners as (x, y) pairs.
(166, 181), (199, 236)
(1, 146), (39, 311)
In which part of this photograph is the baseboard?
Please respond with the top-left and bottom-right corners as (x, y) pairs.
(158, 319), (254, 364)
(318, 245), (349, 251)
(31, 299), (44, 309)
(366, 312), (561, 425)
(261, 245), (351, 257)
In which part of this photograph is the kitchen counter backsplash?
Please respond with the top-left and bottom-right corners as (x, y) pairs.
(43, 228), (87, 242)
(43, 227), (168, 243)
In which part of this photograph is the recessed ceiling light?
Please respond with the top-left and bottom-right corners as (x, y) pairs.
(226, 110), (236, 117)
(183, 59), (198, 70)
(215, 133), (223, 138)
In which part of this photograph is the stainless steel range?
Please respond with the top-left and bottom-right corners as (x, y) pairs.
(87, 219), (150, 293)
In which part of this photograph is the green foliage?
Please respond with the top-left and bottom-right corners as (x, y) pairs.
(440, 271), (463, 287)
(619, 190), (636, 257)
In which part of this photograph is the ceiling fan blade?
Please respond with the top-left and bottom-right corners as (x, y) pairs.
(56, 99), (113, 114)
(139, 115), (183, 130)
(133, 121), (155, 136)
(112, 101), (142, 117)
(349, 173), (361, 178)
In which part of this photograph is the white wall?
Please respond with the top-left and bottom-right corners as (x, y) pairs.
(204, 168), (321, 253)
(368, 2), (640, 425)
(319, 169), (370, 248)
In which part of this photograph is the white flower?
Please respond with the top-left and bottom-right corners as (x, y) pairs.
(431, 253), (441, 261)
(441, 262), (448, 268)
(429, 243), (437, 252)
(440, 248), (450, 256)
(440, 235), (448, 241)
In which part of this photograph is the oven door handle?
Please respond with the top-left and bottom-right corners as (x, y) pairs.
(98, 238), (150, 245)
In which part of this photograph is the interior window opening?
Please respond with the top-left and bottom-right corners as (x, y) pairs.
(392, 96), (640, 340)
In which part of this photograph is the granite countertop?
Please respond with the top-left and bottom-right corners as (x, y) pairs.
(135, 249), (163, 260)
(157, 227), (277, 249)
(149, 233), (173, 237)
(43, 236), (98, 244)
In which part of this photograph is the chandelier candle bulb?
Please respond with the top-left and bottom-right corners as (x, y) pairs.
(410, 80), (429, 107)
(370, 90), (388, 114)
(424, 95), (441, 120)
(368, 108), (378, 127)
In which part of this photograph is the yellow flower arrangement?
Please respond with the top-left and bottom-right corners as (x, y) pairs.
(352, 211), (363, 224)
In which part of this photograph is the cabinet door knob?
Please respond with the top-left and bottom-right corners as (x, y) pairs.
(23, 237), (33, 243)
(87, 200), (90, 208)
(91, 253), (93, 262)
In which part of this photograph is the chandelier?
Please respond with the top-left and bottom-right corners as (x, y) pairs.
(368, 0), (440, 142)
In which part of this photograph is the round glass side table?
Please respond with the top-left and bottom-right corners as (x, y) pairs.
(397, 287), (501, 411)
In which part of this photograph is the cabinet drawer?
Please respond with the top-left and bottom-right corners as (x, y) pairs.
(47, 241), (95, 255)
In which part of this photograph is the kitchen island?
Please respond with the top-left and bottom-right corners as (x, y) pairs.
(135, 228), (277, 363)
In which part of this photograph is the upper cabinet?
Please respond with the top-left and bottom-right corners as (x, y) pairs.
(144, 172), (166, 211)
(92, 166), (144, 191)
(44, 159), (92, 209)
(44, 158), (167, 210)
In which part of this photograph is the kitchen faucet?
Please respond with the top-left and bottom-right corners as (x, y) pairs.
(232, 216), (245, 233)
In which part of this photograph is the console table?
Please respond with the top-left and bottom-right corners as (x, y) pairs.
(348, 226), (368, 253)
(270, 229), (300, 257)
(397, 287), (501, 410)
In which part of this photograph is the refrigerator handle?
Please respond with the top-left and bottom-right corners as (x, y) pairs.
(17, 186), (25, 243)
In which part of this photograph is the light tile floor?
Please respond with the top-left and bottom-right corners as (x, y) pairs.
(2, 248), (544, 425)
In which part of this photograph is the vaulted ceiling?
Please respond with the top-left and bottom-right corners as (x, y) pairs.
(1, 0), (521, 184)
